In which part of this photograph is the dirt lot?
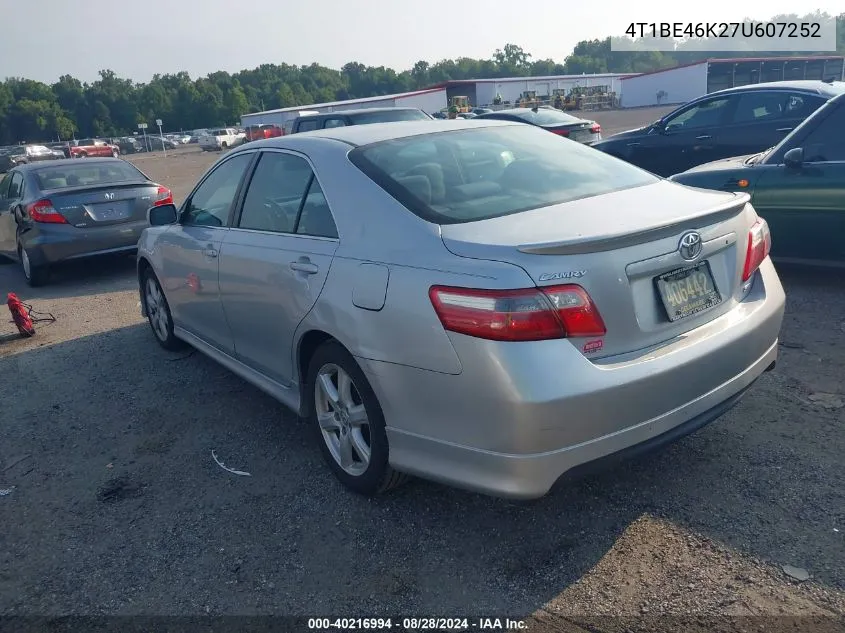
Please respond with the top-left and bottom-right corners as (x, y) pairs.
(0, 107), (843, 628)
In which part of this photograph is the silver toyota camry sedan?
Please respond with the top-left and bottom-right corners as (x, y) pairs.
(137, 119), (785, 499)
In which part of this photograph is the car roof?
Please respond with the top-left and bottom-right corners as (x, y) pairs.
(14, 157), (128, 172)
(255, 119), (515, 148)
(298, 107), (423, 119)
(710, 80), (845, 98)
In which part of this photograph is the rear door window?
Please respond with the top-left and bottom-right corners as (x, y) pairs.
(323, 118), (347, 128)
(296, 119), (320, 132)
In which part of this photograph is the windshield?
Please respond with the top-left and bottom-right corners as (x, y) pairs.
(34, 162), (148, 190)
(349, 125), (657, 225)
(350, 110), (431, 124)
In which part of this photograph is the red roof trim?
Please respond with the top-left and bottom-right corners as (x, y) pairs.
(621, 55), (844, 80)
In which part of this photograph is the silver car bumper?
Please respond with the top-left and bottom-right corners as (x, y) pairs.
(359, 259), (786, 499)
(23, 220), (148, 266)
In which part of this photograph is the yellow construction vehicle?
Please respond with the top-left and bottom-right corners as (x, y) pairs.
(518, 91), (538, 108)
(449, 96), (470, 113)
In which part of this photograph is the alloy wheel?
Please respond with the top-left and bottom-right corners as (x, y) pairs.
(314, 363), (371, 476)
(145, 277), (170, 341)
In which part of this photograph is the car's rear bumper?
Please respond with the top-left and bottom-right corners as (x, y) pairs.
(358, 259), (785, 499)
(21, 221), (147, 266)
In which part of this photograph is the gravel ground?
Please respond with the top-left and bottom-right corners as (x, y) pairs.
(0, 110), (842, 627)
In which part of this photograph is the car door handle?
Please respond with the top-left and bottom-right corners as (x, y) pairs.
(695, 135), (712, 140)
(290, 261), (319, 274)
(776, 127), (793, 133)
(627, 142), (641, 147)
(202, 247), (218, 258)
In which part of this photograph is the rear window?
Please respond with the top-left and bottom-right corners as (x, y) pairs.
(349, 125), (657, 225)
(349, 110), (431, 124)
(508, 109), (584, 126)
(34, 162), (148, 190)
(209, 129), (228, 136)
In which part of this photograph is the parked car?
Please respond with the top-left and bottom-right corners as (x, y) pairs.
(473, 107), (602, 144)
(146, 136), (181, 151)
(136, 119), (784, 499)
(0, 158), (172, 286)
(70, 138), (120, 158)
(199, 128), (241, 151)
(471, 107), (494, 115)
(114, 137), (143, 155)
(592, 80), (845, 176)
(244, 124), (283, 143)
(0, 145), (64, 171)
(670, 91), (845, 265)
(289, 107), (432, 134)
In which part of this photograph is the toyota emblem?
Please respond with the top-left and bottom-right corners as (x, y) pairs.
(678, 231), (703, 261)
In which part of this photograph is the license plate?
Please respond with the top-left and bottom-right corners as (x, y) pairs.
(570, 129), (591, 142)
(655, 262), (722, 322)
(88, 203), (130, 221)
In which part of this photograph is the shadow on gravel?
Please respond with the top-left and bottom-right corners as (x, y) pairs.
(0, 253), (137, 301)
(0, 267), (842, 616)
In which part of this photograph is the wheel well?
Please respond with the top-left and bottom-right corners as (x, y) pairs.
(297, 330), (336, 417)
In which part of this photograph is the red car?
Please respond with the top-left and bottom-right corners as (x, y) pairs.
(244, 124), (283, 143)
(69, 139), (120, 158)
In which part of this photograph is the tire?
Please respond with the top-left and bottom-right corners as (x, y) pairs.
(221, 141), (228, 149)
(112, 148), (119, 157)
(142, 269), (184, 351)
(78, 152), (88, 158)
(18, 244), (48, 287)
(306, 340), (407, 495)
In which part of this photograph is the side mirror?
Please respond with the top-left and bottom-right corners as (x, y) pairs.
(783, 147), (803, 169)
(148, 203), (178, 226)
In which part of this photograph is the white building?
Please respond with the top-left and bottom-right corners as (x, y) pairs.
(240, 88), (448, 128)
(432, 74), (632, 107)
(620, 56), (845, 108)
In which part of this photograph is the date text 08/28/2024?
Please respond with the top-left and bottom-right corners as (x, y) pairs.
(307, 617), (527, 630)
(624, 21), (823, 39)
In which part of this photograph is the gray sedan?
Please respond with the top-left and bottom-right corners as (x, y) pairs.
(0, 158), (172, 286)
(137, 120), (786, 499)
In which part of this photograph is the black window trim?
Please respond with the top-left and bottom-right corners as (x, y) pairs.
(229, 148), (340, 242)
(179, 149), (259, 229)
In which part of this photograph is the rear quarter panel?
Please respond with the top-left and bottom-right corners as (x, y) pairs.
(291, 138), (533, 378)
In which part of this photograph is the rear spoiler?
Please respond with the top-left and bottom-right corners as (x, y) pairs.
(518, 194), (750, 256)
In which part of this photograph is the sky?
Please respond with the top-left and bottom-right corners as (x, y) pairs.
(3, 0), (842, 84)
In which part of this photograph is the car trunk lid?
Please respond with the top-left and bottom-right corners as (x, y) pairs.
(440, 180), (755, 359)
(46, 181), (164, 227)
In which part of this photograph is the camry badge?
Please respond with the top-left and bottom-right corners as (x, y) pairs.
(538, 270), (586, 281)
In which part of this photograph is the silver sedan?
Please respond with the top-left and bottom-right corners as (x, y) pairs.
(137, 120), (786, 499)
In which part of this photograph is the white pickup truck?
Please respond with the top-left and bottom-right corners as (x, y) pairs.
(198, 128), (244, 151)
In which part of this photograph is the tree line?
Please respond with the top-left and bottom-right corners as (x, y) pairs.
(0, 11), (841, 145)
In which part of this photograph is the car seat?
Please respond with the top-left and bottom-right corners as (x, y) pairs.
(394, 175), (432, 206)
(407, 163), (446, 203)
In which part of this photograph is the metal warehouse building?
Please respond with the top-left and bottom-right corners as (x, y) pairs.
(240, 87), (448, 128)
(621, 56), (845, 108)
(429, 74), (632, 108)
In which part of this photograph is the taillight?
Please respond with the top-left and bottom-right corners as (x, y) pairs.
(428, 284), (606, 342)
(153, 186), (173, 207)
(27, 199), (67, 224)
(590, 123), (601, 134)
(742, 218), (772, 282)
